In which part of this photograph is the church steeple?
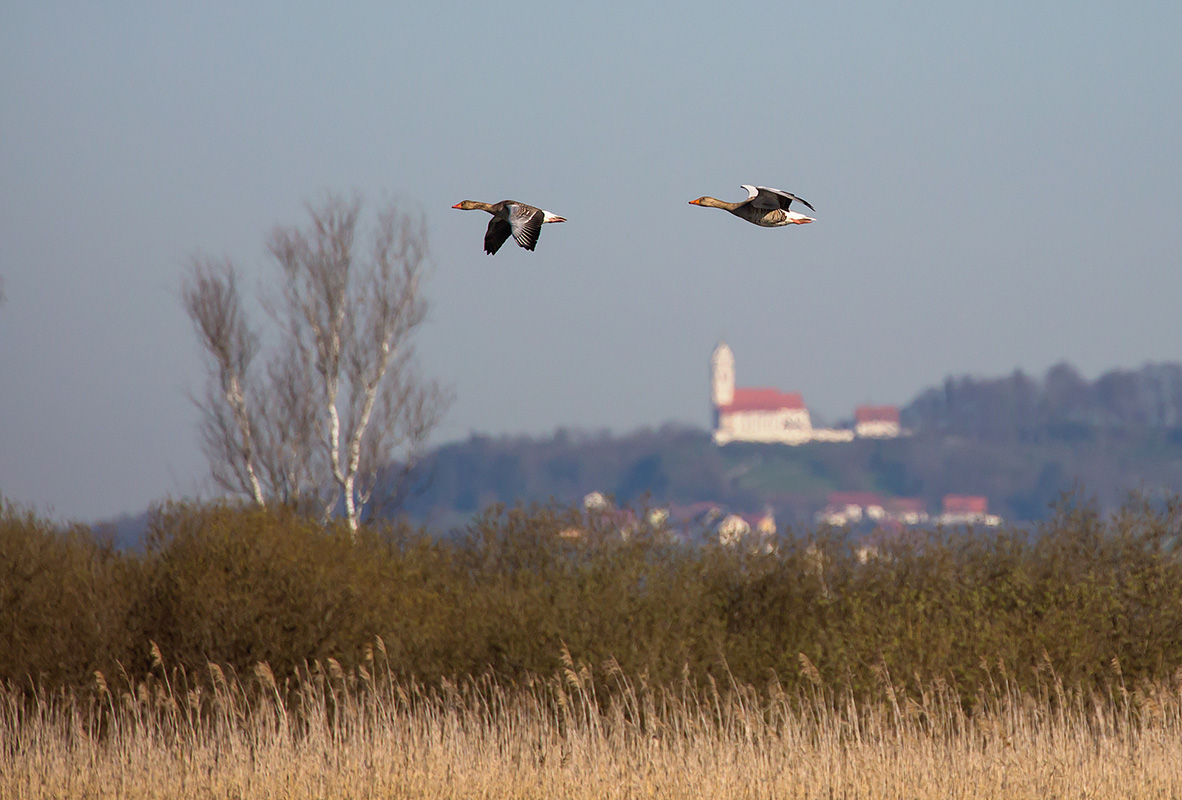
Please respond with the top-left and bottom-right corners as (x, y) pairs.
(710, 341), (735, 407)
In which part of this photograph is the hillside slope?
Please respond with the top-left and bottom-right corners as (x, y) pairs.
(400, 363), (1182, 527)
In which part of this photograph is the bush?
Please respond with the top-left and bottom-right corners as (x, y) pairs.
(4, 495), (1182, 698)
(0, 500), (142, 688)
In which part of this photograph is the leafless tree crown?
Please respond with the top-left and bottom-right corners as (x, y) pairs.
(182, 194), (450, 532)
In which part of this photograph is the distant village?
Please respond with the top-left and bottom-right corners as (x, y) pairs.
(554, 342), (1002, 544)
(573, 489), (1001, 550)
(708, 341), (999, 535)
(565, 342), (987, 546)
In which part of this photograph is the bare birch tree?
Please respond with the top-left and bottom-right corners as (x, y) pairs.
(182, 258), (266, 507)
(182, 194), (449, 532)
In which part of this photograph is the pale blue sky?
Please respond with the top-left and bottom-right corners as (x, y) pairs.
(2, 3), (1181, 520)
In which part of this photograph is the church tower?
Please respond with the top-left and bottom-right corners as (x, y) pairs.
(710, 341), (735, 408)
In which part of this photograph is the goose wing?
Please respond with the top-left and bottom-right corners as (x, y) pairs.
(483, 216), (513, 254)
(506, 202), (544, 251)
(742, 185), (816, 213)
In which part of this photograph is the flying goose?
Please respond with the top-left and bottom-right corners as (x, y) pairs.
(452, 200), (567, 254)
(689, 185), (815, 227)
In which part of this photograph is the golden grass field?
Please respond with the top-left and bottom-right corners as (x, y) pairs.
(4, 643), (1182, 800)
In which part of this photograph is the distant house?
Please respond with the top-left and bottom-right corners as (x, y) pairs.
(583, 491), (610, 511)
(716, 513), (751, 546)
(817, 491), (886, 526)
(819, 493), (932, 527)
(742, 511), (777, 537)
(939, 495), (1001, 526)
(716, 510), (776, 550)
(855, 405), (902, 439)
(567, 491), (640, 539)
(884, 496), (929, 526)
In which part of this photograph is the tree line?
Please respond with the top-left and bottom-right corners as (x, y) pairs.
(902, 361), (1182, 441)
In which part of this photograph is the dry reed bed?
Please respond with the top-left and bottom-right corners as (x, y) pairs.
(4, 644), (1182, 800)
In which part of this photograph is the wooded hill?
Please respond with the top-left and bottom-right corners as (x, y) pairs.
(399, 362), (1182, 527)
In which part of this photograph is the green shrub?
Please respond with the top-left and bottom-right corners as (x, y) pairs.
(137, 502), (442, 679)
(4, 495), (1182, 698)
(0, 500), (142, 688)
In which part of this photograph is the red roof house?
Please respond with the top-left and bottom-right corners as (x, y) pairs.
(942, 495), (988, 515)
(817, 491), (887, 525)
(884, 497), (929, 524)
(939, 495), (999, 526)
(855, 405), (900, 424)
(854, 404), (902, 439)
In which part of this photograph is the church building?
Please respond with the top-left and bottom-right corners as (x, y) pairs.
(710, 342), (905, 446)
(710, 342), (855, 445)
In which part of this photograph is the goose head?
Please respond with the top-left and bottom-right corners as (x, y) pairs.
(689, 196), (734, 210)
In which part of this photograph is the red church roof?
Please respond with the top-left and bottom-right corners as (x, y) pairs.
(719, 387), (805, 412)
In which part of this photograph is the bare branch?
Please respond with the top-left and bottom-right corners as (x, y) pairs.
(185, 192), (451, 533)
(182, 257), (265, 506)
(255, 346), (325, 515)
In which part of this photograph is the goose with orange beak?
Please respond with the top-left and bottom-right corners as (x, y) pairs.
(689, 185), (815, 227)
(452, 199), (567, 254)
